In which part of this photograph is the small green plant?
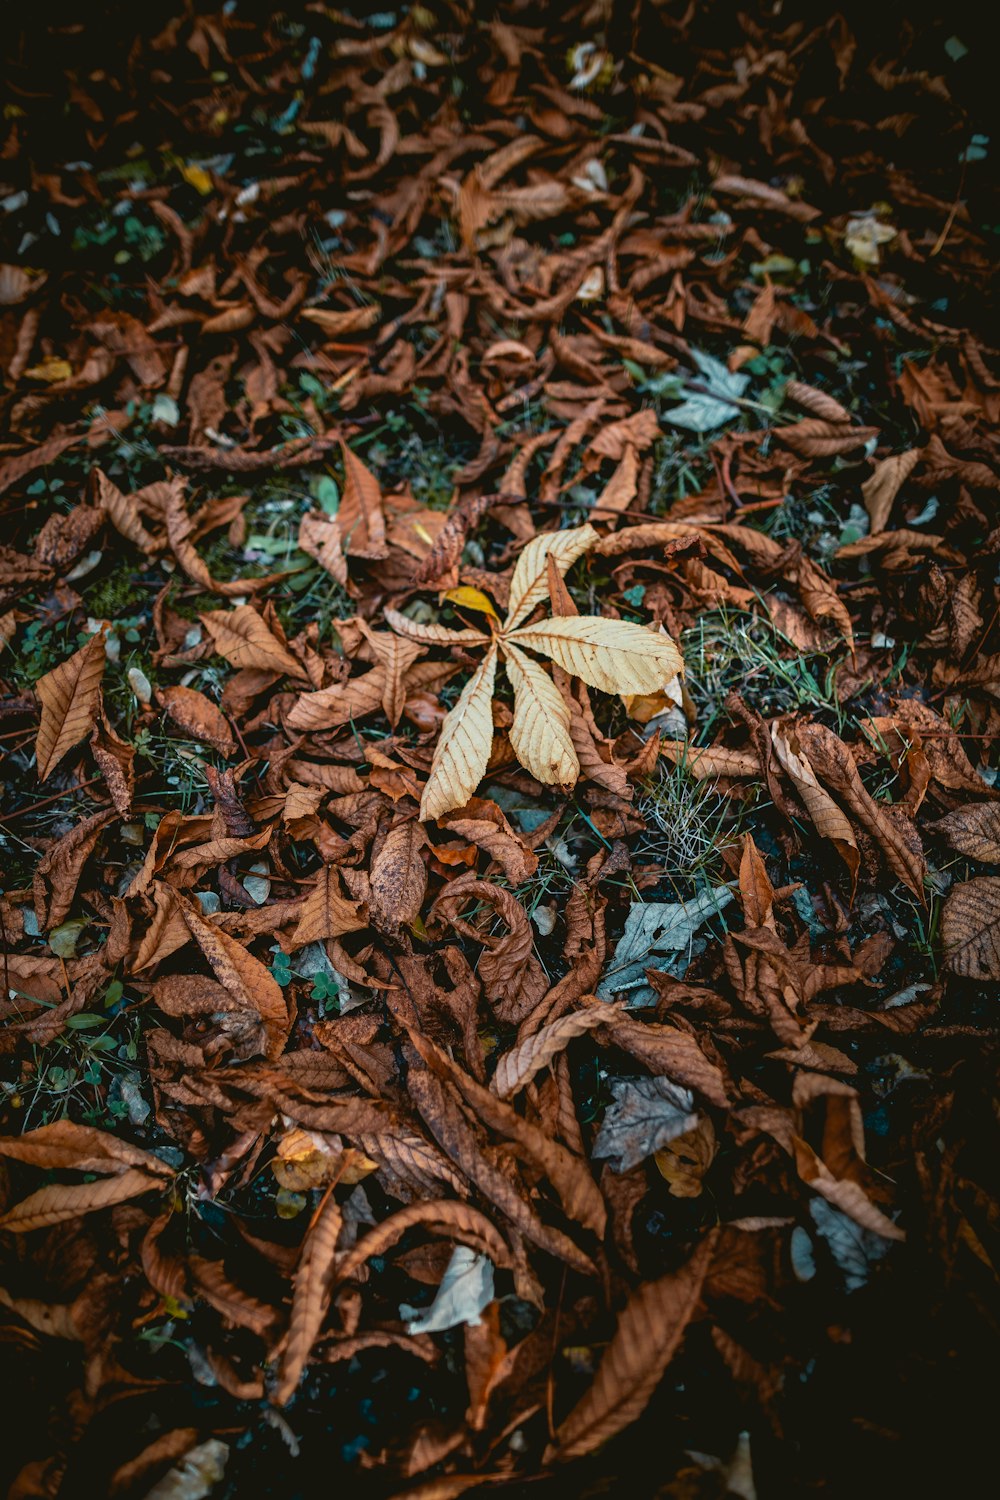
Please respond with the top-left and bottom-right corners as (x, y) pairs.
(310, 971), (339, 1013)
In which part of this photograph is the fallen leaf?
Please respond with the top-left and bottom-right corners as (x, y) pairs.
(593, 1076), (700, 1172)
(941, 876), (1000, 979)
(35, 631), (106, 781)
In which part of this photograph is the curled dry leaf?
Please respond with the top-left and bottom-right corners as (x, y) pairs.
(180, 896), (291, 1059)
(772, 723), (859, 891)
(491, 1008), (607, 1099)
(273, 1188), (344, 1405)
(90, 710), (135, 816)
(796, 722), (925, 898)
(546, 1233), (716, 1461)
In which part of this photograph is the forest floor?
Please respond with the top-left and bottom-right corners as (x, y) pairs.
(0, 5), (997, 1498)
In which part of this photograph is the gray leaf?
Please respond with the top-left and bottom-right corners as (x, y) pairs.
(664, 348), (750, 433)
(401, 1245), (495, 1334)
(809, 1198), (895, 1292)
(592, 1076), (699, 1172)
(597, 886), (733, 1000)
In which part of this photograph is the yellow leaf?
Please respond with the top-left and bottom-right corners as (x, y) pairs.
(24, 357), (73, 383)
(503, 524), (598, 631)
(504, 642), (579, 785)
(844, 212), (895, 266)
(181, 162), (214, 195)
(441, 585), (500, 621)
(508, 615), (682, 696)
(420, 645), (498, 821)
(384, 606), (490, 646)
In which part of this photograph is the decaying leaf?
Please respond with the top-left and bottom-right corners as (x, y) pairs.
(593, 1077), (700, 1172)
(597, 888), (734, 1001)
(941, 876), (1000, 979)
(401, 1246), (495, 1335)
(546, 1234), (716, 1461)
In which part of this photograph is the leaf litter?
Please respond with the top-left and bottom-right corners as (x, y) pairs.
(0, 5), (997, 1498)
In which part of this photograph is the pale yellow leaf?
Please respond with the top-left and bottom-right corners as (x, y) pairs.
(508, 615), (682, 696)
(503, 641), (579, 785)
(420, 646), (498, 821)
(503, 524), (598, 631)
(384, 606), (489, 647)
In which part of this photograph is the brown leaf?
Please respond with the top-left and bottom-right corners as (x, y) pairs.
(412, 1033), (606, 1238)
(440, 797), (538, 885)
(273, 1189), (344, 1405)
(0, 1120), (173, 1175)
(771, 723), (859, 892)
(491, 1009), (607, 1099)
(370, 818), (427, 930)
(941, 876), (1000, 979)
(593, 1006), (730, 1107)
(157, 685), (236, 755)
(796, 722), (925, 898)
(286, 665), (388, 732)
(862, 449), (920, 533)
(430, 876), (546, 1025)
(546, 1233), (715, 1460)
(408, 1065), (594, 1274)
(94, 468), (160, 552)
(180, 896), (291, 1059)
(35, 631), (106, 781)
(90, 709), (135, 816)
(0, 1169), (164, 1233)
(339, 440), (387, 558)
(201, 605), (306, 680)
(932, 804), (1000, 864)
(291, 867), (368, 945)
(333, 1200), (512, 1287)
(655, 1117), (717, 1198)
(32, 806), (114, 930)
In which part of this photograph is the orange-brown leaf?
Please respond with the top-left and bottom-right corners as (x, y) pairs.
(273, 1189), (344, 1405)
(180, 896), (291, 1059)
(35, 632), (106, 781)
(546, 1233), (715, 1460)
